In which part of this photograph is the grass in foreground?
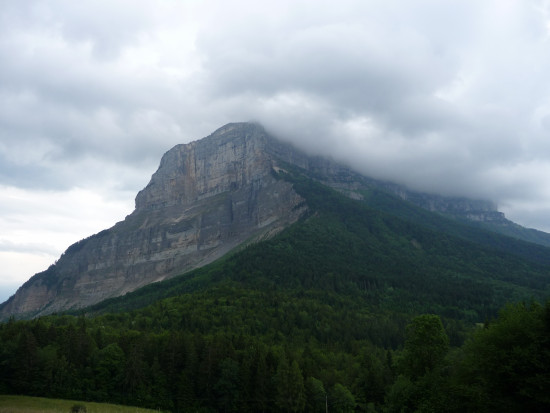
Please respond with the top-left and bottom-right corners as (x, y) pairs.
(0, 395), (163, 413)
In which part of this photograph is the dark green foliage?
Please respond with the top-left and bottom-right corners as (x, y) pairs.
(305, 377), (326, 412)
(399, 315), (449, 380)
(214, 358), (240, 412)
(1, 166), (549, 411)
(1, 301), (549, 411)
(273, 356), (306, 412)
(330, 383), (355, 413)
(384, 302), (550, 413)
(452, 302), (550, 412)
(0, 299), (397, 411)
(357, 187), (550, 266)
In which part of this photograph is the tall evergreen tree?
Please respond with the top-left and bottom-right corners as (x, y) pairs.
(274, 356), (306, 412)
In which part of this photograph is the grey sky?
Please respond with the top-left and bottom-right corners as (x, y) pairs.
(2, 0), (550, 299)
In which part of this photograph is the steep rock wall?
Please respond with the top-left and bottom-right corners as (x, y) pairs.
(0, 123), (306, 318)
(0, 121), (515, 320)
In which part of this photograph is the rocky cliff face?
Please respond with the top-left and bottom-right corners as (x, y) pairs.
(0, 122), (512, 319)
(0, 123), (308, 319)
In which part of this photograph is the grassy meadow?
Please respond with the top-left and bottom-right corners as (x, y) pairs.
(0, 395), (163, 413)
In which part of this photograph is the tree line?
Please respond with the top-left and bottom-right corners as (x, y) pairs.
(1, 295), (549, 412)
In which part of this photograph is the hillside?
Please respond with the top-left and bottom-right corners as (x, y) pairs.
(2, 122), (550, 321)
(0, 167), (549, 411)
(82, 169), (550, 322)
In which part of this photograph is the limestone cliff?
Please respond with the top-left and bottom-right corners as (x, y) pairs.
(0, 122), (520, 319)
(0, 123), (307, 319)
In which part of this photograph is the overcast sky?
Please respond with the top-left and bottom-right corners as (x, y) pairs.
(2, 0), (550, 301)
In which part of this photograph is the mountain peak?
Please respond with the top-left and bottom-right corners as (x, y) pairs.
(0, 123), (306, 319)
(1, 122), (545, 320)
(135, 122), (270, 211)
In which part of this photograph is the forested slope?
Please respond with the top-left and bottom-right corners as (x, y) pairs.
(86, 170), (550, 321)
(0, 168), (549, 412)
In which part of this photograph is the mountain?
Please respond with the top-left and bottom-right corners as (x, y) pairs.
(81, 172), (550, 323)
(0, 124), (305, 319)
(1, 122), (550, 320)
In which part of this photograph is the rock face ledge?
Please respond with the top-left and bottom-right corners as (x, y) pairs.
(0, 123), (308, 319)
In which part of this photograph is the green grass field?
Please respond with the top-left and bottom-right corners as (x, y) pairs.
(0, 395), (163, 413)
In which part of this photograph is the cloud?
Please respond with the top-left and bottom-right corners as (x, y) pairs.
(0, 185), (133, 289)
(2, 0), (550, 289)
(194, 0), (550, 207)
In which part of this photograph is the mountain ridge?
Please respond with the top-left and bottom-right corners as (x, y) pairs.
(77, 172), (550, 323)
(2, 122), (549, 320)
(0, 123), (307, 318)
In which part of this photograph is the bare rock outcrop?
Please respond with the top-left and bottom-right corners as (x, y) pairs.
(0, 123), (307, 319)
(0, 121), (516, 320)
